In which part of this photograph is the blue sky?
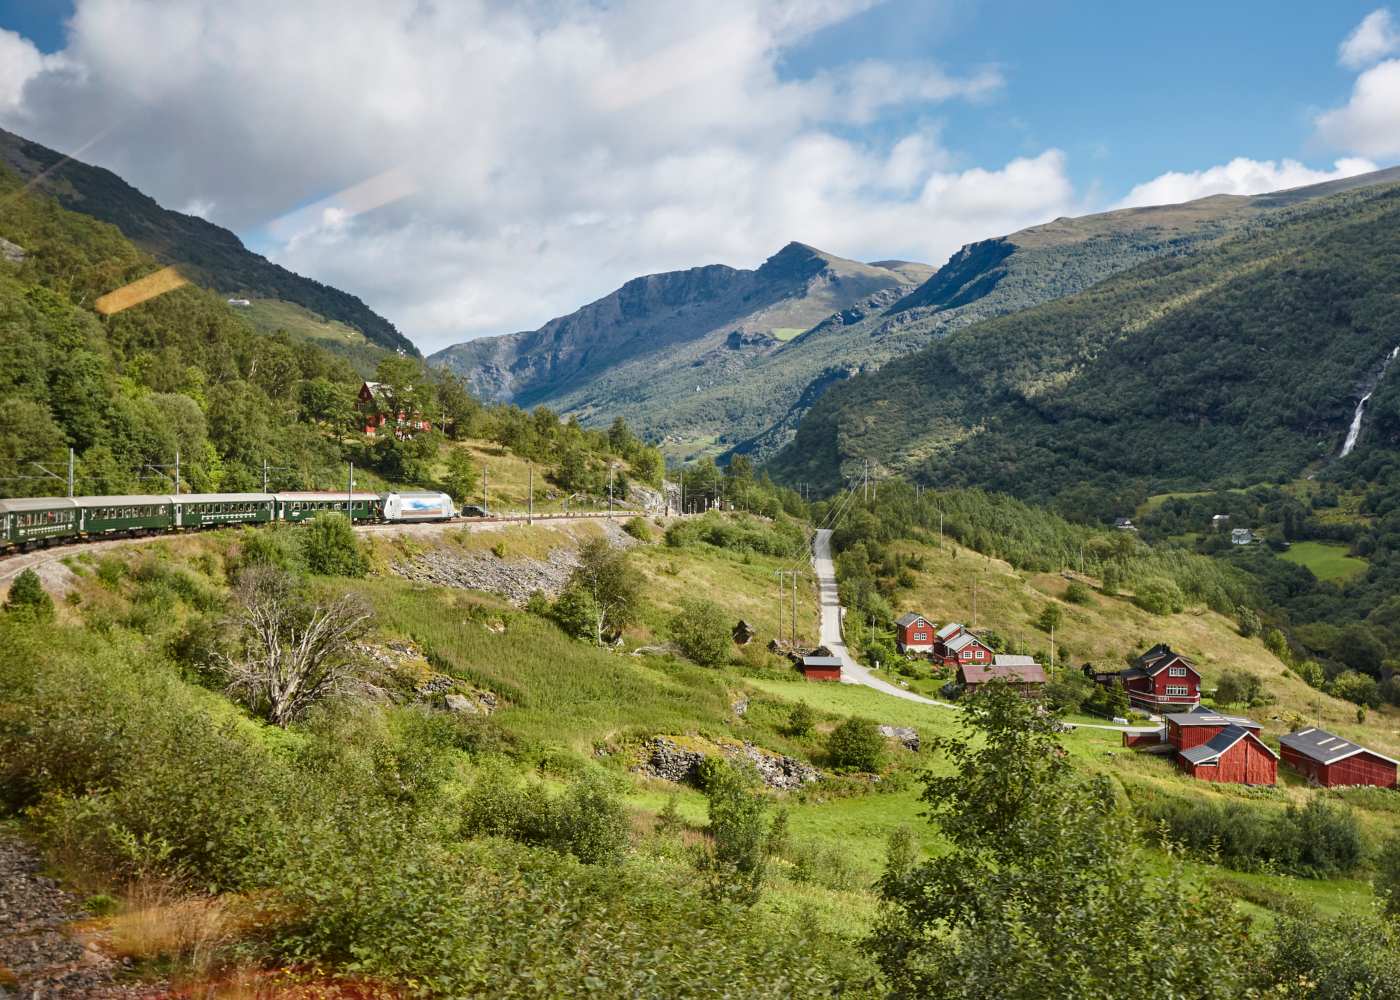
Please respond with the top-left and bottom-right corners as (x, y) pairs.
(0, 1), (1396, 349)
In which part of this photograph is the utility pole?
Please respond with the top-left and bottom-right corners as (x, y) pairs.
(791, 570), (799, 646)
(174, 448), (181, 496)
(527, 462), (534, 525)
(263, 459), (270, 493)
(347, 462), (354, 509)
(483, 465), (489, 515)
(680, 474), (685, 516)
(67, 448), (74, 498)
(608, 464), (615, 518)
(863, 459), (869, 504)
(972, 575), (979, 629)
(1050, 624), (1056, 679)
(774, 571), (785, 646)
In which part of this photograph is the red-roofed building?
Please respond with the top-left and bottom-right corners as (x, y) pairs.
(959, 654), (1046, 695)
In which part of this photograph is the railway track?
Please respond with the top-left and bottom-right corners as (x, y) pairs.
(0, 510), (652, 587)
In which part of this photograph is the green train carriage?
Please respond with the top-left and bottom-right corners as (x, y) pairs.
(274, 492), (383, 523)
(0, 497), (80, 549)
(174, 494), (276, 529)
(75, 496), (177, 536)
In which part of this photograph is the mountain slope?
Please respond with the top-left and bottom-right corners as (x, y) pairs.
(434, 167), (1400, 461)
(772, 178), (1400, 505)
(430, 242), (933, 444)
(0, 127), (417, 358)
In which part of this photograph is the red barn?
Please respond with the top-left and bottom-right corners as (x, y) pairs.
(959, 655), (1046, 696)
(1278, 727), (1398, 788)
(894, 612), (935, 654)
(799, 655), (842, 682)
(1119, 644), (1201, 712)
(1177, 725), (1278, 784)
(1165, 708), (1275, 785)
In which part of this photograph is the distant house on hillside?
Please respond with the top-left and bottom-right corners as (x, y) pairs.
(1211, 513), (1231, 531)
(894, 612), (935, 654)
(1279, 727), (1398, 788)
(1231, 528), (1256, 545)
(1114, 517), (1136, 532)
(226, 297), (251, 307)
(799, 655), (842, 682)
(960, 654), (1046, 695)
(357, 381), (432, 438)
(1086, 643), (1201, 712)
(1164, 707), (1276, 785)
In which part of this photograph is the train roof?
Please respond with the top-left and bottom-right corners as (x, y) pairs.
(274, 492), (382, 501)
(0, 496), (79, 512)
(73, 495), (177, 505)
(175, 493), (276, 502)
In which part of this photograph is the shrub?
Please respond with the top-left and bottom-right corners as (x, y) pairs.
(1237, 607), (1261, 638)
(1294, 659), (1325, 689)
(299, 513), (368, 577)
(1064, 580), (1091, 605)
(1328, 670), (1381, 708)
(234, 526), (296, 578)
(1133, 578), (1185, 615)
(1213, 669), (1264, 707)
(4, 568), (54, 621)
(670, 598), (733, 667)
(826, 718), (885, 772)
(461, 761), (628, 865)
(790, 840), (862, 892)
(698, 760), (770, 905)
(622, 516), (652, 542)
(785, 702), (815, 738)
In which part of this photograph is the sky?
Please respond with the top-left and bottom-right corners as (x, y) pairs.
(1, 0), (1398, 353)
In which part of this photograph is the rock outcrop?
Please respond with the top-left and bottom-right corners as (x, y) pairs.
(634, 737), (819, 790)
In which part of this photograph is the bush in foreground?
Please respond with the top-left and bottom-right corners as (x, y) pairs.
(826, 717), (885, 772)
(670, 597), (733, 667)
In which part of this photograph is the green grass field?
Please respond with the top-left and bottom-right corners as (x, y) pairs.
(1279, 540), (1369, 581)
(769, 327), (806, 341)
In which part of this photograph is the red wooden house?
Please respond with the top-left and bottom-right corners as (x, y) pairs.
(799, 655), (842, 682)
(894, 612), (935, 654)
(357, 381), (432, 438)
(1165, 708), (1276, 785)
(934, 624), (995, 668)
(1117, 644), (1201, 712)
(1279, 727), (1398, 788)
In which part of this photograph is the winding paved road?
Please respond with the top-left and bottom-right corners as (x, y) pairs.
(812, 528), (955, 708)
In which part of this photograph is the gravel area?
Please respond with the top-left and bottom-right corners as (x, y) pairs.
(0, 835), (173, 999)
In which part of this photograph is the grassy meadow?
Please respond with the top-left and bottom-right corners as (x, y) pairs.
(1279, 539), (1369, 581)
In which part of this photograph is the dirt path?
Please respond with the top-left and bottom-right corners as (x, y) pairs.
(0, 833), (172, 998)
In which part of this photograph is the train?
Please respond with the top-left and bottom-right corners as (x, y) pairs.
(0, 490), (459, 552)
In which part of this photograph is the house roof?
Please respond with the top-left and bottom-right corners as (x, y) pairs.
(993, 654), (1038, 667)
(1279, 728), (1400, 767)
(1179, 725), (1277, 765)
(934, 622), (963, 640)
(801, 656), (843, 669)
(895, 612), (928, 628)
(1165, 710), (1258, 729)
(961, 660), (1047, 685)
(1135, 644), (1199, 677)
(946, 632), (984, 653)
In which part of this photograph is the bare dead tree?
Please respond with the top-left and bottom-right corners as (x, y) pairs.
(217, 567), (374, 727)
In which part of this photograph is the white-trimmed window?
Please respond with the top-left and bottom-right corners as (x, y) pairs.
(1168, 665), (1187, 677)
(913, 632), (927, 642)
(1166, 684), (1190, 696)
(974, 648), (986, 660)
(961, 650), (972, 660)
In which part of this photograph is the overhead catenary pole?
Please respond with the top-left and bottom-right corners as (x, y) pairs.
(174, 448), (180, 496)
(528, 462), (534, 525)
(347, 461), (354, 510)
(263, 459), (270, 493)
(774, 571), (785, 646)
(483, 465), (489, 515)
(67, 448), (74, 498)
(608, 464), (615, 518)
(791, 570), (798, 646)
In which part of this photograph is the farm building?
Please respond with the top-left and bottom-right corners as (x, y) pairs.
(357, 381), (433, 438)
(1177, 725), (1278, 784)
(799, 656), (842, 682)
(1279, 727), (1398, 788)
(894, 612), (936, 654)
(1164, 708), (1275, 785)
(959, 654), (1046, 695)
(1089, 644), (1201, 712)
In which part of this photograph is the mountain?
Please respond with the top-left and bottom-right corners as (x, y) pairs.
(771, 175), (1400, 509)
(433, 166), (1400, 461)
(430, 243), (935, 454)
(0, 127), (417, 359)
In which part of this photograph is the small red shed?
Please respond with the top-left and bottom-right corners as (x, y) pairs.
(937, 627), (995, 668)
(1278, 727), (1398, 788)
(894, 612), (935, 654)
(799, 655), (842, 682)
(1177, 725), (1277, 785)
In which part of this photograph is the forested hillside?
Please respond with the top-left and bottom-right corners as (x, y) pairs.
(0, 127), (417, 358)
(775, 179), (1400, 502)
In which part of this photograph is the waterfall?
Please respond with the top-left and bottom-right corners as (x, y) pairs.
(1340, 345), (1400, 458)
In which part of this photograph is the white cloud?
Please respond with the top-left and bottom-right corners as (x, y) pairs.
(1339, 9), (1400, 68)
(1316, 58), (1400, 157)
(0, 29), (44, 112)
(1115, 157), (1378, 208)
(0, 0), (1068, 352)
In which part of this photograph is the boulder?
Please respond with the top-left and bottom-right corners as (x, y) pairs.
(443, 693), (478, 714)
(878, 725), (920, 752)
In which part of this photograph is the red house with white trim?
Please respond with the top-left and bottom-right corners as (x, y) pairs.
(1165, 708), (1276, 785)
(1117, 644), (1202, 712)
(894, 612), (935, 654)
(357, 381), (432, 438)
(933, 623), (995, 668)
(1279, 727), (1398, 788)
